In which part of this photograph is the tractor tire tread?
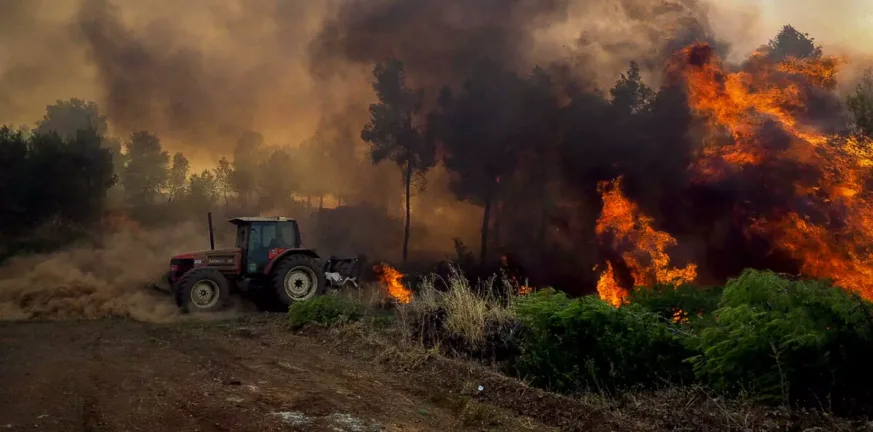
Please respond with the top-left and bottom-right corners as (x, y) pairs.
(272, 254), (326, 307)
(176, 267), (231, 314)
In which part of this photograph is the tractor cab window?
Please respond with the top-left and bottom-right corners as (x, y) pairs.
(248, 222), (296, 250)
(275, 222), (298, 248)
(248, 224), (269, 251)
(242, 220), (299, 273)
(235, 225), (247, 249)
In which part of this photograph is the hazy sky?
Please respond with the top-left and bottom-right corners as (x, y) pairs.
(738, 0), (873, 49)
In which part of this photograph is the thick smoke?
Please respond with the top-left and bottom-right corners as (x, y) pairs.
(311, 0), (736, 91)
(310, 0), (571, 87)
(74, 0), (340, 159)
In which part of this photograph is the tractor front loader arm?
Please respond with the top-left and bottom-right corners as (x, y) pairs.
(324, 254), (367, 289)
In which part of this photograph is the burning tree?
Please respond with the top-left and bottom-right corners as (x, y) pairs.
(662, 42), (873, 301)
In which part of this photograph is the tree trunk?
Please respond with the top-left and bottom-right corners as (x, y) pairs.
(493, 200), (501, 254)
(480, 187), (494, 264)
(318, 194), (324, 211)
(402, 161), (412, 264)
(537, 171), (548, 248)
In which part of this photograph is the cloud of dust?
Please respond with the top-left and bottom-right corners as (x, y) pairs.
(0, 222), (246, 322)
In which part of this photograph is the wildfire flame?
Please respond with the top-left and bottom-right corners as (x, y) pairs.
(672, 43), (873, 301)
(594, 42), (873, 305)
(595, 262), (626, 307)
(595, 177), (698, 307)
(374, 263), (412, 304)
(508, 275), (532, 295)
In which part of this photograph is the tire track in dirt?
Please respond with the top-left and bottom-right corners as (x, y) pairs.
(0, 318), (538, 431)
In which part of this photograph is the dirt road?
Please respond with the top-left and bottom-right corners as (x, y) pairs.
(0, 317), (544, 432)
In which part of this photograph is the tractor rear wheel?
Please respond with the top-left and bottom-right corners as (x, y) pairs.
(272, 255), (326, 307)
(176, 268), (231, 313)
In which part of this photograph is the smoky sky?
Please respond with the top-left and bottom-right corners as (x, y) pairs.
(309, 0), (571, 88)
(0, 0), (870, 159)
(73, 0), (331, 158)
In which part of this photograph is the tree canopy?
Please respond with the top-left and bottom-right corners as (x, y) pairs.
(361, 59), (436, 263)
(766, 24), (822, 60)
(848, 68), (873, 138)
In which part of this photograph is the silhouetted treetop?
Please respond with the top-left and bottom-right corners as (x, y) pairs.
(767, 25), (822, 61)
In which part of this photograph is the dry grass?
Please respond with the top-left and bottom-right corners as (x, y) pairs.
(398, 265), (516, 347)
(337, 281), (391, 309)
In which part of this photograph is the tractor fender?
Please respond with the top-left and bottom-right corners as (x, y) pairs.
(263, 248), (322, 275)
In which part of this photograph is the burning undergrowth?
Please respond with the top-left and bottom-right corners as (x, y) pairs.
(595, 177), (697, 306)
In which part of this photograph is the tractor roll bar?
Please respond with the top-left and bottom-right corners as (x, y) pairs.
(207, 212), (215, 250)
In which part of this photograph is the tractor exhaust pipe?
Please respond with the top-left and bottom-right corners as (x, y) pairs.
(207, 212), (215, 250)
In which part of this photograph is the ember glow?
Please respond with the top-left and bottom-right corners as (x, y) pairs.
(518, 284), (533, 296)
(374, 263), (413, 304)
(505, 273), (533, 296)
(594, 177), (697, 306)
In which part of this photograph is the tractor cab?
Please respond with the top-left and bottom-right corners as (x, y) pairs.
(230, 217), (302, 275)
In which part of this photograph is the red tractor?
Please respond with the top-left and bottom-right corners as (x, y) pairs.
(162, 214), (364, 313)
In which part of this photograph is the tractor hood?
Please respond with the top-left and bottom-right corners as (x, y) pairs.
(171, 248), (240, 260)
(167, 248), (242, 283)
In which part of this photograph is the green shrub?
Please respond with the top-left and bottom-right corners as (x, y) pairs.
(690, 269), (873, 414)
(287, 295), (365, 329)
(629, 282), (722, 326)
(513, 289), (694, 395)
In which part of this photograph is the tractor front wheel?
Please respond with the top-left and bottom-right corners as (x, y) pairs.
(273, 255), (326, 307)
(176, 268), (231, 313)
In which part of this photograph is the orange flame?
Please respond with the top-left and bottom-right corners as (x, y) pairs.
(374, 263), (412, 304)
(517, 283), (533, 296)
(671, 42), (873, 300)
(503, 274), (533, 296)
(595, 262), (626, 307)
(595, 177), (698, 307)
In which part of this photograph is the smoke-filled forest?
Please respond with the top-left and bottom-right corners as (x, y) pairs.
(1, 0), (873, 321)
(7, 2), (873, 430)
